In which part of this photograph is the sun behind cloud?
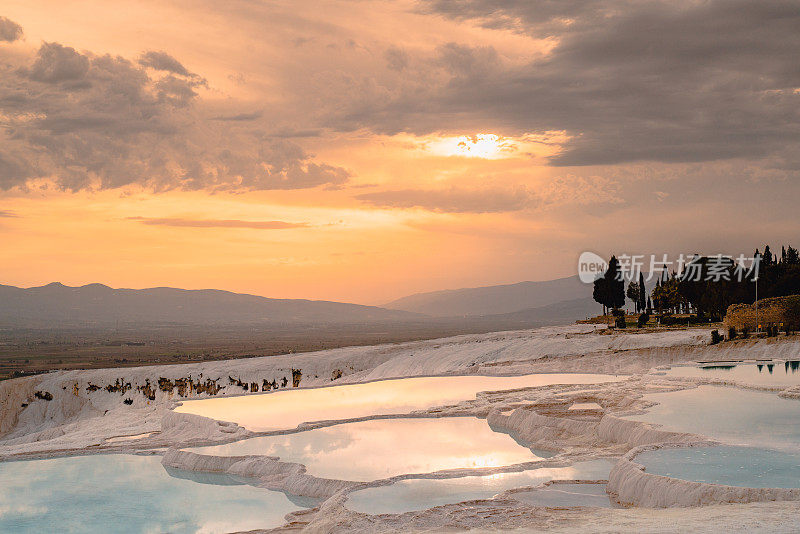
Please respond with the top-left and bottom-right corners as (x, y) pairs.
(428, 134), (513, 159)
(415, 132), (568, 161)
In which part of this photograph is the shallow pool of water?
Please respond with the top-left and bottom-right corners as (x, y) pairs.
(638, 446), (800, 488)
(176, 373), (622, 431)
(662, 361), (800, 386)
(345, 460), (612, 514)
(189, 417), (550, 481)
(510, 482), (615, 508)
(622, 386), (800, 452)
(0, 454), (305, 534)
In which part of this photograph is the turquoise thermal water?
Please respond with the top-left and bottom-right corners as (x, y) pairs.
(344, 460), (612, 514)
(0, 454), (308, 534)
(637, 446), (800, 488)
(661, 361), (800, 386)
(621, 385), (800, 452)
(623, 385), (800, 489)
(509, 482), (615, 508)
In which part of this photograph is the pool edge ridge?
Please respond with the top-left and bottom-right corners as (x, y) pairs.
(607, 441), (800, 508)
(161, 447), (354, 500)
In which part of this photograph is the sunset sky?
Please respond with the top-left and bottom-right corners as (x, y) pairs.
(1, 1), (799, 304)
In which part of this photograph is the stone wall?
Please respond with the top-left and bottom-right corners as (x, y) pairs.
(725, 295), (800, 331)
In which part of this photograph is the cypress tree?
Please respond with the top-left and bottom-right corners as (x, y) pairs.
(638, 272), (646, 312)
(787, 246), (799, 265)
(627, 281), (641, 312)
(593, 276), (609, 315)
(593, 255), (626, 314)
(605, 256), (626, 310)
(763, 245), (773, 266)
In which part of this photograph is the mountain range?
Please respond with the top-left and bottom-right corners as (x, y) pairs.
(384, 276), (593, 317)
(0, 276), (607, 328)
(0, 283), (418, 327)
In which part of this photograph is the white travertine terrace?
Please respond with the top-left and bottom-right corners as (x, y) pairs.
(608, 443), (800, 508)
(2, 324), (800, 532)
(174, 373), (622, 432)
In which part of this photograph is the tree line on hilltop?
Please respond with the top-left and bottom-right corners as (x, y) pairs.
(592, 245), (800, 326)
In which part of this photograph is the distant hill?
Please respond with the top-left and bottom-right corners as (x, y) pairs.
(0, 283), (420, 327)
(385, 276), (590, 317)
(482, 296), (601, 325)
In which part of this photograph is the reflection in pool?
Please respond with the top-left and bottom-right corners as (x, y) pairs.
(188, 417), (551, 481)
(662, 361), (800, 386)
(0, 455), (305, 534)
(175, 373), (622, 431)
(345, 460), (612, 514)
(622, 386), (800, 452)
(510, 482), (615, 508)
(638, 446), (800, 488)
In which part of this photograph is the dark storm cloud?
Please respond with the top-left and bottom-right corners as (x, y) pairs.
(127, 217), (309, 229)
(266, 128), (323, 138)
(138, 50), (192, 77)
(329, 0), (800, 167)
(0, 16), (23, 42)
(210, 111), (263, 121)
(356, 186), (538, 213)
(0, 39), (349, 191)
(418, 0), (624, 36)
(26, 42), (90, 83)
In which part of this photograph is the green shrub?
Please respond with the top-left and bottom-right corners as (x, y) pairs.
(711, 330), (723, 344)
(728, 326), (737, 340)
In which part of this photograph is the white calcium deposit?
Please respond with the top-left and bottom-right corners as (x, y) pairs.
(2, 324), (800, 532)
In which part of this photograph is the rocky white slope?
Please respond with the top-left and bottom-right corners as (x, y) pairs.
(0, 324), (709, 456)
(3, 324), (800, 533)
